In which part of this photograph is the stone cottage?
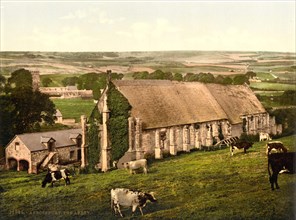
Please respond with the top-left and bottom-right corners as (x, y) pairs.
(5, 129), (82, 174)
(98, 80), (281, 171)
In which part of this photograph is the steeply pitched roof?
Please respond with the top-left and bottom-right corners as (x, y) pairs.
(112, 80), (266, 129)
(206, 83), (266, 124)
(17, 129), (82, 152)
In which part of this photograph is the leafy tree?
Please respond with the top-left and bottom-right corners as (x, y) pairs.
(222, 76), (233, 85)
(7, 68), (32, 90)
(61, 76), (79, 86)
(133, 71), (149, 79)
(0, 96), (16, 147)
(149, 70), (173, 80)
(10, 87), (56, 134)
(0, 70), (56, 147)
(278, 90), (296, 105)
(42, 77), (53, 87)
(173, 73), (183, 81)
(184, 73), (198, 81)
(214, 75), (225, 84)
(198, 73), (215, 83)
(245, 71), (256, 79)
(233, 74), (249, 85)
(0, 75), (6, 93)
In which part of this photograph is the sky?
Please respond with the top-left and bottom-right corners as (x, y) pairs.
(0, 0), (295, 52)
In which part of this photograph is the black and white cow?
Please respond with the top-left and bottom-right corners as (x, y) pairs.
(41, 169), (71, 188)
(268, 152), (295, 190)
(266, 141), (288, 155)
(110, 188), (157, 217)
(230, 141), (253, 156)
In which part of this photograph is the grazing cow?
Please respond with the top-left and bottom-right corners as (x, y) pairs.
(123, 159), (148, 174)
(266, 141), (288, 155)
(259, 132), (272, 141)
(110, 188), (157, 217)
(42, 169), (71, 188)
(268, 152), (295, 190)
(230, 141), (253, 156)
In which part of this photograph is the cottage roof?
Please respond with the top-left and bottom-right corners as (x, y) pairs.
(17, 129), (82, 152)
(112, 80), (266, 129)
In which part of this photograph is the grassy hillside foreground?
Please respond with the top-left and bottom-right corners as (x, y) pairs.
(0, 135), (295, 220)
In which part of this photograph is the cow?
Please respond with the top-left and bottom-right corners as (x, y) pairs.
(41, 169), (71, 188)
(230, 141), (253, 156)
(259, 132), (272, 142)
(123, 159), (148, 174)
(266, 141), (288, 155)
(268, 152), (295, 190)
(110, 188), (157, 217)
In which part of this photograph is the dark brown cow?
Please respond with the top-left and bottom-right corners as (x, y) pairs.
(266, 141), (288, 155)
(268, 152), (295, 190)
(230, 141), (253, 156)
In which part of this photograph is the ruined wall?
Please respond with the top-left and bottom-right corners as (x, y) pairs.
(126, 117), (231, 160)
(56, 146), (80, 164)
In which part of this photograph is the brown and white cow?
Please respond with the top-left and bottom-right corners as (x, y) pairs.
(266, 141), (288, 155)
(230, 141), (253, 156)
(111, 188), (157, 217)
(268, 152), (295, 190)
(123, 159), (148, 174)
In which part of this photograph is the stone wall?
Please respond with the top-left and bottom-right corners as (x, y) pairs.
(126, 117), (231, 160)
(6, 137), (32, 173)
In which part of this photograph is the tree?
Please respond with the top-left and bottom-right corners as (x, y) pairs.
(233, 74), (249, 85)
(245, 71), (256, 79)
(198, 73), (215, 83)
(10, 87), (56, 134)
(42, 77), (53, 87)
(61, 76), (79, 86)
(0, 75), (6, 93)
(222, 76), (233, 85)
(0, 70), (56, 147)
(7, 68), (32, 90)
(173, 73), (183, 81)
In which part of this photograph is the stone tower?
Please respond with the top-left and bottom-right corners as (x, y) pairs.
(31, 70), (40, 91)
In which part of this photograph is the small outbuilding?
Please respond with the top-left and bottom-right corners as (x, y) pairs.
(5, 129), (82, 174)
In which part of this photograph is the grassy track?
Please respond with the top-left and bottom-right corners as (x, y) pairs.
(1, 135), (295, 219)
(52, 98), (96, 122)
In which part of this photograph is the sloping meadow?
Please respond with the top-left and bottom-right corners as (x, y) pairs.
(1, 135), (295, 219)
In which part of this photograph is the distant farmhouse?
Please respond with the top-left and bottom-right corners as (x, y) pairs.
(31, 70), (93, 98)
(39, 86), (93, 99)
(5, 129), (83, 174)
(98, 80), (282, 171)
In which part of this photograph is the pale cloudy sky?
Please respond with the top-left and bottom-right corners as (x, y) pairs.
(0, 0), (295, 52)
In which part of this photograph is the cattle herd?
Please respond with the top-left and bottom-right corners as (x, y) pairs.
(40, 132), (295, 217)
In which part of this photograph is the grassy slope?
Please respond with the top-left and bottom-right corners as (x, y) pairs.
(52, 98), (96, 122)
(1, 135), (295, 220)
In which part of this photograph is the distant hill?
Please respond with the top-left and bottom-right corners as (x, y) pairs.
(1, 51), (295, 77)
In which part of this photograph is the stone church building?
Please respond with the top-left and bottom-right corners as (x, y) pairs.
(98, 80), (281, 171)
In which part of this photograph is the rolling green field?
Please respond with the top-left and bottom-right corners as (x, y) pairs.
(1, 135), (295, 220)
(52, 98), (96, 122)
(250, 82), (296, 91)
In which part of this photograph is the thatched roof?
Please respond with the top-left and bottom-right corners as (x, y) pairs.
(112, 80), (266, 129)
(206, 84), (266, 124)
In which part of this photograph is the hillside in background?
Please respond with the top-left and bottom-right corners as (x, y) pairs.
(1, 51), (295, 78)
